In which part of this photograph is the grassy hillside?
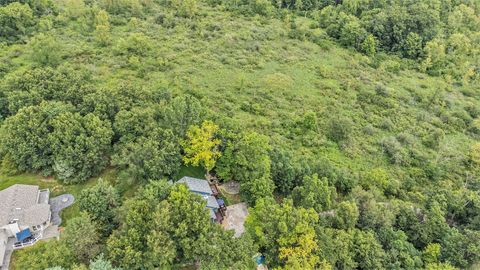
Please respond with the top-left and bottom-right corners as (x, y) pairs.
(1, 0), (479, 269)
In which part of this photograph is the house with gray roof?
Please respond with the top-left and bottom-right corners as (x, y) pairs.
(0, 184), (52, 268)
(177, 176), (225, 222)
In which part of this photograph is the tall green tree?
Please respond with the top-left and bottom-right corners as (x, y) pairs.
(217, 131), (272, 182)
(245, 198), (325, 269)
(78, 179), (121, 236)
(94, 9), (110, 45)
(0, 2), (34, 42)
(0, 102), (112, 183)
(112, 128), (181, 181)
(13, 241), (74, 270)
(332, 201), (359, 230)
(160, 95), (204, 138)
(29, 33), (62, 67)
(63, 212), (102, 264)
(0, 102), (69, 174)
(182, 120), (222, 174)
(292, 174), (335, 212)
(108, 182), (254, 269)
(49, 112), (113, 183)
(353, 230), (386, 270)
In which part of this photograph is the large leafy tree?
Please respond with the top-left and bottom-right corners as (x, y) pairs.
(94, 9), (110, 46)
(63, 212), (102, 264)
(353, 230), (386, 270)
(217, 131), (274, 203)
(49, 112), (113, 183)
(377, 227), (423, 269)
(332, 201), (359, 230)
(441, 228), (480, 269)
(108, 182), (255, 269)
(0, 102), (71, 174)
(15, 211), (101, 269)
(245, 198), (326, 269)
(270, 148), (298, 194)
(217, 132), (275, 203)
(182, 120), (222, 174)
(160, 95), (204, 138)
(111, 127), (181, 181)
(78, 179), (121, 236)
(0, 102), (112, 183)
(0, 66), (94, 117)
(107, 198), (155, 269)
(217, 131), (272, 182)
(29, 33), (62, 67)
(292, 174), (335, 212)
(417, 201), (449, 247)
(0, 2), (34, 42)
(316, 228), (357, 270)
(14, 241), (74, 270)
(240, 175), (275, 204)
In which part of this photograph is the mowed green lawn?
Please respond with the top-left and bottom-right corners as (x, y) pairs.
(0, 165), (204, 224)
(0, 169), (117, 225)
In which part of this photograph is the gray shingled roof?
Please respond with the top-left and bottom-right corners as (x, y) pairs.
(177, 176), (213, 195)
(22, 204), (51, 226)
(205, 195), (220, 209)
(0, 184), (50, 227)
(209, 208), (216, 220)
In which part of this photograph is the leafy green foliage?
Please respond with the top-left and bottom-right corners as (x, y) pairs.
(14, 241), (74, 270)
(107, 182), (255, 269)
(292, 174), (335, 212)
(2, 0), (480, 268)
(332, 201), (359, 230)
(217, 131), (274, 203)
(14, 212), (100, 269)
(182, 120), (222, 172)
(112, 127), (181, 181)
(78, 179), (121, 236)
(246, 198), (324, 269)
(0, 2), (34, 42)
(29, 33), (62, 67)
(0, 102), (113, 183)
(63, 212), (101, 264)
(217, 131), (272, 182)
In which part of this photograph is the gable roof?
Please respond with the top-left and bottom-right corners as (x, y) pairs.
(204, 195), (220, 209)
(0, 184), (50, 227)
(209, 208), (216, 220)
(177, 176), (213, 195)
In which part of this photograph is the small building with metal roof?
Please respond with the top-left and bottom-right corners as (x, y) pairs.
(177, 176), (225, 223)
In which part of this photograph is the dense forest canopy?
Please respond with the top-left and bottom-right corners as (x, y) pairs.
(0, 0), (479, 269)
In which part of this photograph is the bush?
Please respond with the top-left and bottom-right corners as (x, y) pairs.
(327, 116), (353, 143)
(29, 33), (62, 67)
(0, 2), (34, 43)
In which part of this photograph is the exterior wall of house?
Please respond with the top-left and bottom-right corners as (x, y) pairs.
(3, 224), (19, 238)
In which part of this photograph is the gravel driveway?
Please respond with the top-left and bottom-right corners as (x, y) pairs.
(49, 194), (75, 226)
(222, 203), (248, 238)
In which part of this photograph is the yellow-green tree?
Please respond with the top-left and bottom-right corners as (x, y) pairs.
(182, 120), (221, 174)
(278, 230), (322, 270)
(94, 9), (110, 46)
(470, 142), (480, 167)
